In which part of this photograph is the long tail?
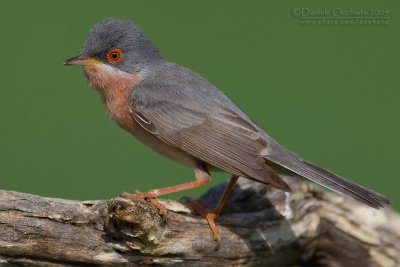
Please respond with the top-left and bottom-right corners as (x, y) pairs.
(263, 141), (390, 208)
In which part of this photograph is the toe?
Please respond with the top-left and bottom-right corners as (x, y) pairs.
(120, 191), (167, 219)
(186, 200), (221, 242)
(205, 213), (220, 241)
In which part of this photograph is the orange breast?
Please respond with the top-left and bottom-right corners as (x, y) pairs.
(82, 64), (199, 169)
(83, 64), (140, 131)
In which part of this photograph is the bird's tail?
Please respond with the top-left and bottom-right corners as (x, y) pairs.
(263, 142), (390, 208)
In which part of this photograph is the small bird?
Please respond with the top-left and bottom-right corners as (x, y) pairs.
(64, 18), (389, 240)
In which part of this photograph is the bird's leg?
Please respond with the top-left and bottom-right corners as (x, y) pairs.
(121, 166), (211, 217)
(187, 175), (239, 241)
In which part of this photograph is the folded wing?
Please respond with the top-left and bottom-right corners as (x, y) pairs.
(130, 83), (290, 191)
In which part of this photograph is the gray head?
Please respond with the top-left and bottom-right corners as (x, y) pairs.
(64, 18), (164, 73)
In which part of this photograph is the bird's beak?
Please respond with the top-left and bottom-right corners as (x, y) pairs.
(63, 55), (103, 66)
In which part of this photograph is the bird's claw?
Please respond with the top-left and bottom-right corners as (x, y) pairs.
(184, 197), (221, 242)
(121, 191), (167, 220)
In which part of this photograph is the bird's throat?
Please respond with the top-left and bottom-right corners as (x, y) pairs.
(83, 64), (140, 129)
(83, 64), (139, 97)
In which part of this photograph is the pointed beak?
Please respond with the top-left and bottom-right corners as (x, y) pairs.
(63, 55), (103, 66)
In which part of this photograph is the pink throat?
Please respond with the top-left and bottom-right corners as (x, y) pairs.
(83, 64), (140, 100)
(82, 64), (140, 129)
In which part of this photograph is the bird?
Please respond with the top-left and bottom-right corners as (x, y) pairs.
(64, 18), (390, 240)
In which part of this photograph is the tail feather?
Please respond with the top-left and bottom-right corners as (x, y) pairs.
(264, 143), (390, 208)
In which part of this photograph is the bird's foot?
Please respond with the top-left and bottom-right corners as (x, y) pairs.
(184, 197), (221, 242)
(121, 190), (167, 218)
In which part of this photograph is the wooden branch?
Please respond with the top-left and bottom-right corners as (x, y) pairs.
(0, 177), (398, 266)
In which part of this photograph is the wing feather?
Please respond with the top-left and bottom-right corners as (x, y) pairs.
(129, 63), (389, 208)
(130, 83), (290, 191)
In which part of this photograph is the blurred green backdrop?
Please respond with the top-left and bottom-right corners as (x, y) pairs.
(0, 0), (398, 210)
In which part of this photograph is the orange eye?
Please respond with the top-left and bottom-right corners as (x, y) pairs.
(106, 49), (123, 63)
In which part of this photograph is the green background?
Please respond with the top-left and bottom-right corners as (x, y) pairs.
(0, 1), (398, 210)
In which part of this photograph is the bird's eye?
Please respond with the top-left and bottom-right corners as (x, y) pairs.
(106, 49), (123, 63)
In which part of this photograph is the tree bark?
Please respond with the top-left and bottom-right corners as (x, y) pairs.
(0, 176), (398, 266)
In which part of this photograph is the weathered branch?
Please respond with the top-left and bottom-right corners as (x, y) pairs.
(0, 177), (398, 266)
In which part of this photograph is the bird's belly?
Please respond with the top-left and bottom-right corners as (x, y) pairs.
(123, 119), (199, 169)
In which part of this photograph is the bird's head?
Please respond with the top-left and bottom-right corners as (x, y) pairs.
(64, 18), (163, 93)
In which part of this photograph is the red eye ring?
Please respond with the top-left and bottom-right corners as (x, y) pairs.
(107, 49), (123, 63)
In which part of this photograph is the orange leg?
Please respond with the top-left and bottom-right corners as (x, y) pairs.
(189, 175), (239, 241)
(121, 166), (211, 216)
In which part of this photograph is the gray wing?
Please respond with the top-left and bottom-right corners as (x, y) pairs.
(130, 82), (290, 191)
(130, 63), (389, 208)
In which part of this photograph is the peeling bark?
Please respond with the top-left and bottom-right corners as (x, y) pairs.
(0, 177), (398, 266)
